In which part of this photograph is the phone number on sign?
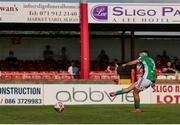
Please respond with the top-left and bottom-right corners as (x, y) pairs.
(1, 98), (42, 104)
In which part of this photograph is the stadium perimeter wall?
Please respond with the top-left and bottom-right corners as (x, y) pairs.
(0, 82), (180, 105)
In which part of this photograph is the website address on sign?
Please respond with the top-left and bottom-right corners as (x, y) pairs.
(23, 3), (79, 10)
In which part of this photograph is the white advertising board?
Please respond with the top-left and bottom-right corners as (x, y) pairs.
(0, 2), (79, 23)
(89, 3), (180, 24)
(43, 84), (135, 105)
(0, 84), (180, 105)
(0, 84), (43, 105)
(1, 2), (180, 24)
(151, 84), (180, 104)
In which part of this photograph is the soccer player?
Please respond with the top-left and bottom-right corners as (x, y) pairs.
(109, 50), (156, 112)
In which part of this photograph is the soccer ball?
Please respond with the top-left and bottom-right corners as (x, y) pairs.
(54, 101), (64, 112)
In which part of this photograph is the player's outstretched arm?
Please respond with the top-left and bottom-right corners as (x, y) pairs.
(122, 59), (139, 67)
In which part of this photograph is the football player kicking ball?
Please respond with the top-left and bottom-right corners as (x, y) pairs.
(109, 50), (156, 113)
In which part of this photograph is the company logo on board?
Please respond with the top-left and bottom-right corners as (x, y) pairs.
(91, 5), (108, 21)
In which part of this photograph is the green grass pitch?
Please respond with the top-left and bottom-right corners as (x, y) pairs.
(0, 104), (180, 124)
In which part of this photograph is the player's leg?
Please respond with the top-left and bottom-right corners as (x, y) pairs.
(132, 87), (142, 112)
(132, 78), (152, 112)
(109, 83), (135, 96)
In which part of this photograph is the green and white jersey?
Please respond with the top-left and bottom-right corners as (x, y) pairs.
(138, 55), (156, 81)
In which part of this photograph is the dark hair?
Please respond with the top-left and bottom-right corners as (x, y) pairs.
(46, 45), (50, 49)
(139, 50), (149, 56)
(62, 47), (66, 51)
